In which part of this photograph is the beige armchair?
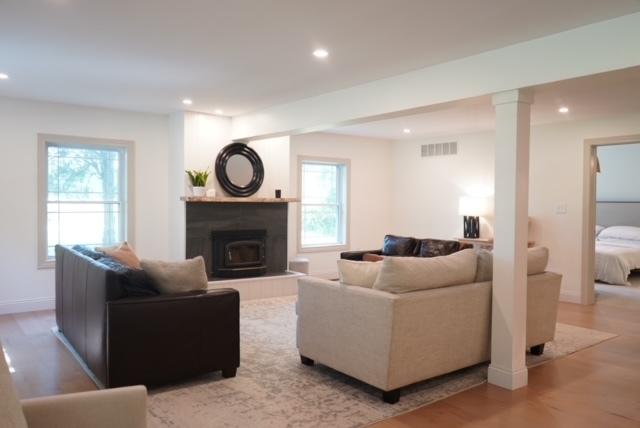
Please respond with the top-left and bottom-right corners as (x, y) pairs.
(1, 341), (147, 428)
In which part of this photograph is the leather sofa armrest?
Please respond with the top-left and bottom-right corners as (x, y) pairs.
(105, 288), (240, 387)
(340, 249), (382, 261)
(21, 386), (147, 428)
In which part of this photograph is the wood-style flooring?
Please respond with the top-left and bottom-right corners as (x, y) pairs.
(1, 280), (639, 427)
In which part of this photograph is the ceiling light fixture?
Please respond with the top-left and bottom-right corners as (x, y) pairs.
(182, 98), (193, 106)
(215, 109), (224, 115)
(313, 48), (329, 59)
(403, 128), (411, 134)
(558, 106), (569, 114)
(0, 73), (9, 80)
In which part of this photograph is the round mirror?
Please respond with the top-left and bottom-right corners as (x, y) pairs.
(225, 154), (254, 187)
(215, 143), (264, 197)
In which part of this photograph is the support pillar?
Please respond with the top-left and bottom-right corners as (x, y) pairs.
(488, 88), (533, 390)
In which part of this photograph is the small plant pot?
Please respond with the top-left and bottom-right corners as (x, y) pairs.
(192, 186), (206, 197)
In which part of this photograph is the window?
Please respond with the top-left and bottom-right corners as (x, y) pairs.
(298, 157), (349, 251)
(38, 134), (134, 268)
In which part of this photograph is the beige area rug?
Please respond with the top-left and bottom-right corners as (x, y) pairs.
(147, 297), (616, 428)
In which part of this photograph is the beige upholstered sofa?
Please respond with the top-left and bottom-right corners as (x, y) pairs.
(296, 257), (561, 403)
(1, 340), (147, 428)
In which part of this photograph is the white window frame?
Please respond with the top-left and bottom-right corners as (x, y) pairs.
(297, 156), (350, 253)
(37, 134), (135, 269)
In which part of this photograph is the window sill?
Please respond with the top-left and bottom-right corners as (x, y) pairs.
(298, 244), (348, 253)
(38, 260), (55, 270)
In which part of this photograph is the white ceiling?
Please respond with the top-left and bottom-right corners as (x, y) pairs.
(1, 1), (639, 116)
(331, 67), (640, 140)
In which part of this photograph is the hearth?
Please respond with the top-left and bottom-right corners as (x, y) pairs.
(211, 230), (267, 278)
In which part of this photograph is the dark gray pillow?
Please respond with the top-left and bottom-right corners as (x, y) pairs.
(72, 245), (103, 260)
(96, 256), (159, 297)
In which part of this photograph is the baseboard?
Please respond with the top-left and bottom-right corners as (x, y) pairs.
(559, 291), (582, 304)
(0, 297), (55, 315)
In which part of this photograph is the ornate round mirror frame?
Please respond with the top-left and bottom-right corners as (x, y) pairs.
(215, 142), (264, 197)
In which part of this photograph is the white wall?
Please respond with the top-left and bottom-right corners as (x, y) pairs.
(391, 112), (640, 302)
(0, 96), (170, 314)
(288, 133), (393, 277)
(596, 142), (640, 202)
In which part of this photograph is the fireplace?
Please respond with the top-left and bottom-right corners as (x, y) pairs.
(211, 229), (267, 278)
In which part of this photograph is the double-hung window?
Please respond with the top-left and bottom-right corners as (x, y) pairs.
(38, 134), (133, 267)
(298, 157), (349, 251)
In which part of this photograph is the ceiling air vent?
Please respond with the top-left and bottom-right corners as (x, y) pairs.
(421, 142), (457, 157)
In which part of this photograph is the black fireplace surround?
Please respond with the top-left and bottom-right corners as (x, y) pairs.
(186, 202), (288, 280)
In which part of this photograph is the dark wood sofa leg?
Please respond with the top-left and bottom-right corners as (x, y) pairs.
(382, 388), (401, 404)
(300, 355), (315, 366)
(530, 344), (545, 356)
(222, 367), (237, 378)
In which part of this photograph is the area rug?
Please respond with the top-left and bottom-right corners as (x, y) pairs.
(147, 297), (615, 428)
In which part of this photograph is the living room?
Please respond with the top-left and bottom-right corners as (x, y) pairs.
(2, 2), (640, 427)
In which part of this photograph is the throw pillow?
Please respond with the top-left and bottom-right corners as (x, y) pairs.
(337, 259), (382, 288)
(140, 256), (208, 294)
(97, 241), (141, 270)
(362, 253), (385, 262)
(97, 256), (159, 297)
(373, 249), (477, 293)
(475, 249), (493, 282)
(527, 246), (549, 275)
(472, 246), (550, 282)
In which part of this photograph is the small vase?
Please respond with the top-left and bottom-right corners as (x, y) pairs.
(192, 186), (206, 197)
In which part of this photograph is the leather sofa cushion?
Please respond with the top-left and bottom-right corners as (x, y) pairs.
(382, 235), (417, 256)
(373, 249), (478, 293)
(415, 239), (462, 257)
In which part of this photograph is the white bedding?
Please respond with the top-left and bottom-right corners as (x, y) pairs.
(595, 240), (640, 285)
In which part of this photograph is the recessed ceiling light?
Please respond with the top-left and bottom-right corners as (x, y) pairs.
(558, 106), (569, 114)
(182, 98), (193, 106)
(313, 48), (329, 59)
(0, 73), (9, 80)
(403, 128), (411, 134)
(215, 109), (224, 115)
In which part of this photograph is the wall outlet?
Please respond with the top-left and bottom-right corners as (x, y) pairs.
(555, 203), (568, 215)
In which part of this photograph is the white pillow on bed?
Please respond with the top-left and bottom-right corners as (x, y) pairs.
(595, 224), (605, 237)
(598, 226), (640, 242)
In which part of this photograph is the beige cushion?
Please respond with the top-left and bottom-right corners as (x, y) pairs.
(527, 246), (549, 275)
(475, 249), (493, 282)
(473, 246), (549, 281)
(0, 342), (28, 428)
(373, 249), (477, 293)
(140, 256), (208, 294)
(337, 259), (382, 288)
(97, 241), (141, 269)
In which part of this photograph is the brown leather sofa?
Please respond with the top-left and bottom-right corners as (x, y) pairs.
(341, 234), (469, 261)
(55, 245), (240, 388)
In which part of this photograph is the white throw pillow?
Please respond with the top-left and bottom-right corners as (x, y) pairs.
(373, 249), (477, 294)
(140, 256), (208, 294)
(337, 259), (382, 288)
(598, 225), (640, 242)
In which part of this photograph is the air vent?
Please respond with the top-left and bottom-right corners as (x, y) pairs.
(421, 142), (457, 157)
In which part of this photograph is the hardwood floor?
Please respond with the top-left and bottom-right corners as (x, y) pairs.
(1, 281), (639, 427)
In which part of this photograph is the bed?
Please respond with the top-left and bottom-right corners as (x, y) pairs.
(595, 201), (640, 285)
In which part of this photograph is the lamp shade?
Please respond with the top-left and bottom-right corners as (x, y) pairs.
(458, 196), (488, 216)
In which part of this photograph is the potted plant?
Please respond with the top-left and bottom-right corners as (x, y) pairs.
(186, 169), (210, 197)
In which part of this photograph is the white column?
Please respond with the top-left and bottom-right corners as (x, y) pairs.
(488, 89), (533, 390)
